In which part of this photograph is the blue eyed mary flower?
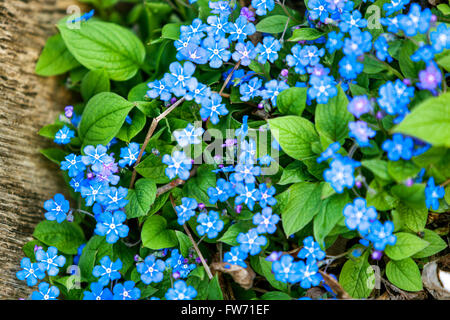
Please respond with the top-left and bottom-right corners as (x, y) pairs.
(175, 197), (198, 225)
(307, 75), (337, 104)
(81, 145), (110, 173)
(382, 134), (414, 161)
(83, 282), (113, 300)
(206, 15), (230, 39)
(343, 198), (377, 234)
(224, 247), (248, 268)
(297, 258), (322, 289)
(93, 256), (122, 286)
(199, 93), (229, 124)
(165, 280), (197, 300)
(237, 228), (267, 255)
(297, 236), (326, 261)
(366, 221), (397, 251)
(36, 246), (66, 277)
(207, 178), (235, 204)
(324, 156), (360, 193)
(162, 150), (193, 180)
(317, 142), (340, 163)
(202, 36), (231, 68)
(286, 44), (306, 75)
(260, 80), (289, 107)
(136, 255), (166, 284)
(252, 0), (275, 16)
(94, 211), (129, 244)
(173, 123), (204, 148)
(54, 125), (75, 145)
(349, 121), (376, 147)
(166, 61), (197, 97)
(80, 180), (109, 207)
(258, 183), (277, 208)
(196, 210), (224, 239)
(235, 182), (261, 211)
(425, 177), (445, 211)
(60, 153), (86, 178)
(103, 186), (128, 211)
(232, 41), (257, 66)
(226, 16), (256, 42)
(147, 77), (172, 102)
(31, 282), (60, 300)
(43, 193), (70, 223)
(119, 142), (143, 168)
(185, 78), (211, 103)
(240, 77), (262, 102)
(113, 281), (141, 300)
(255, 36), (281, 64)
(16, 257), (45, 286)
(430, 23), (450, 53)
(180, 18), (206, 41)
(252, 207), (280, 234)
(347, 95), (372, 118)
(272, 254), (302, 283)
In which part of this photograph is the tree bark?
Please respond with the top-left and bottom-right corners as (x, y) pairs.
(0, 0), (82, 299)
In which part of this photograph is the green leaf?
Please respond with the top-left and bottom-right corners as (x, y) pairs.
(277, 87), (307, 116)
(361, 159), (392, 182)
(35, 34), (80, 76)
(259, 257), (289, 292)
(339, 252), (374, 299)
(396, 202), (428, 232)
(268, 116), (319, 160)
(289, 28), (324, 41)
(33, 220), (85, 255)
(79, 92), (134, 147)
(393, 92), (450, 147)
(58, 20), (145, 81)
(281, 182), (322, 236)
(219, 221), (253, 246)
(412, 229), (448, 259)
(125, 178), (157, 218)
(315, 86), (353, 143)
(39, 123), (64, 139)
(207, 274), (224, 300)
(183, 164), (216, 206)
(78, 236), (113, 282)
(366, 180), (396, 211)
(385, 232), (429, 260)
(391, 184), (426, 210)
(261, 291), (292, 300)
(141, 215), (178, 250)
(161, 23), (182, 40)
(437, 3), (450, 15)
(277, 161), (313, 185)
(363, 55), (387, 74)
(436, 49), (450, 71)
(386, 258), (423, 291)
(40, 148), (68, 165)
(135, 154), (171, 184)
(79, 0), (118, 9)
(175, 230), (191, 257)
(387, 160), (421, 183)
(116, 109), (146, 142)
(314, 193), (349, 248)
(80, 69), (110, 101)
(256, 15), (292, 34)
(399, 40), (424, 80)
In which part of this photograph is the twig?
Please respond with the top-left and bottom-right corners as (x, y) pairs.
(155, 167), (197, 197)
(129, 98), (185, 189)
(441, 179), (450, 187)
(219, 61), (241, 96)
(169, 194), (213, 280)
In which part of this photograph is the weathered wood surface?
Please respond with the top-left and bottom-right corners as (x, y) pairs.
(0, 0), (81, 299)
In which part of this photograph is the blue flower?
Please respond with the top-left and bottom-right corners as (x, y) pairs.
(147, 77), (173, 102)
(103, 187), (128, 211)
(307, 74), (337, 104)
(162, 150), (193, 180)
(298, 236), (326, 261)
(136, 255), (166, 284)
(36, 246), (66, 277)
(398, 4), (431, 37)
(178, 42), (209, 65)
(233, 164), (261, 184)
(43, 193), (70, 223)
(425, 177), (445, 211)
(73, 243), (86, 265)
(94, 211), (129, 244)
(299, 45), (325, 67)
(31, 282), (60, 300)
(119, 142), (142, 168)
(343, 198), (377, 234)
(297, 258), (322, 289)
(180, 18), (206, 41)
(383, 0), (409, 16)
(377, 80), (414, 120)
(202, 36), (231, 68)
(237, 228), (267, 255)
(209, 1), (233, 17)
(166, 61), (197, 97)
(236, 115), (249, 138)
(339, 10), (367, 33)
(430, 24), (450, 53)
(199, 92), (229, 124)
(256, 36), (281, 64)
(347, 95), (372, 118)
(166, 249), (195, 278)
(325, 31), (344, 54)
(240, 77), (262, 102)
(196, 210), (224, 239)
(70, 173), (85, 192)
(93, 256), (122, 286)
(61, 153), (86, 177)
(165, 280), (197, 300)
(272, 254), (302, 283)
(252, 0), (275, 15)
(235, 182), (261, 210)
(380, 16), (401, 33)
(308, 0), (330, 22)
(349, 121), (376, 147)
(16, 257), (45, 286)
(224, 247), (248, 268)
(366, 221), (397, 251)
(80, 180), (109, 207)
(253, 207), (280, 234)
(260, 80), (289, 107)
(175, 197), (198, 225)
(173, 123), (204, 147)
(207, 178), (234, 204)
(343, 28), (372, 58)
(411, 45), (435, 63)
(238, 139), (257, 164)
(83, 282), (113, 300)
(339, 56), (363, 80)
(81, 145), (110, 173)
(374, 36), (392, 62)
(54, 125), (75, 145)
(226, 15), (256, 42)
(317, 142), (340, 163)
(258, 183), (277, 208)
(382, 134), (414, 161)
(286, 44), (307, 74)
(206, 15), (230, 39)
(232, 41), (257, 66)
(185, 79), (211, 103)
(324, 156), (360, 193)
(113, 281), (140, 300)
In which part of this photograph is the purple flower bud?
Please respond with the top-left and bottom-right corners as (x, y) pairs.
(198, 203), (206, 210)
(355, 180), (362, 188)
(195, 257), (202, 264)
(431, 14), (437, 23)
(34, 245), (43, 253)
(218, 164), (224, 169)
(64, 105), (74, 118)
(371, 250), (383, 260)
(183, 258), (189, 264)
(86, 172), (95, 179)
(281, 69), (289, 77)
(170, 97), (177, 104)
(258, 103), (264, 109)
(266, 251), (283, 262)
(405, 178), (414, 187)
(172, 271), (181, 279)
(66, 213), (74, 222)
(134, 255), (140, 262)
(402, 78), (412, 86)
(235, 205), (242, 214)
(376, 111), (384, 120)
(240, 7), (255, 22)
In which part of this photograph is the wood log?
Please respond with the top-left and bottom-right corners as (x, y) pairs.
(0, 0), (81, 299)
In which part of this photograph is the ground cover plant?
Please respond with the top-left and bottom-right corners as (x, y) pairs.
(17, 0), (450, 300)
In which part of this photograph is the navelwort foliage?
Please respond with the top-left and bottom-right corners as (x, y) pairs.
(18, 0), (449, 300)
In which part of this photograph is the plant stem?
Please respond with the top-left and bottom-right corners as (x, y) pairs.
(219, 61), (241, 96)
